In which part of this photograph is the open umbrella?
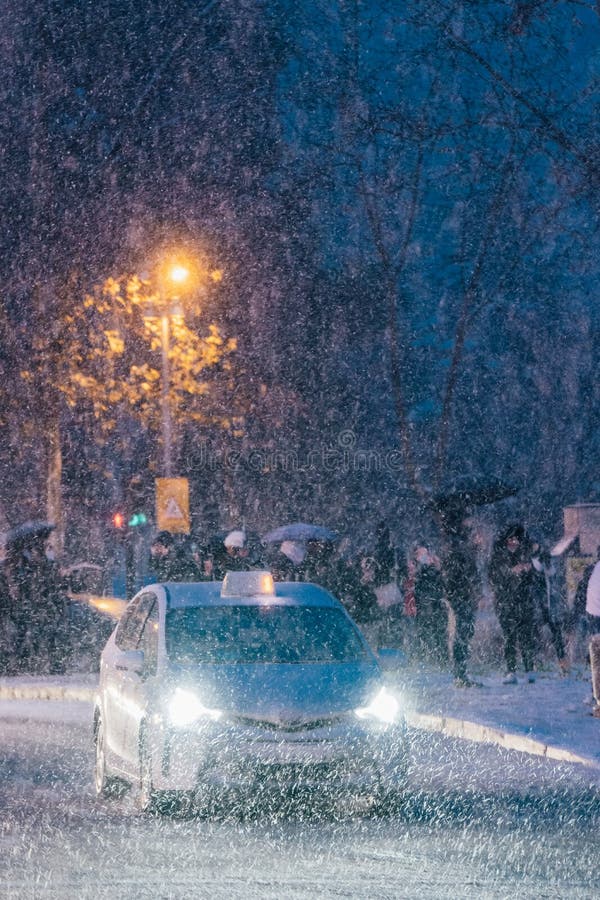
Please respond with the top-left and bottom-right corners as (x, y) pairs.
(430, 480), (519, 536)
(5, 521), (55, 549)
(262, 523), (338, 543)
(432, 479), (518, 514)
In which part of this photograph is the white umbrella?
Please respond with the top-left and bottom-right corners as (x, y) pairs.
(263, 523), (338, 543)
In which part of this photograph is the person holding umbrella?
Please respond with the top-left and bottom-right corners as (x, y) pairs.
(437, 498), (482, 687)
(263, 523), (339, 591)
(434, 481), (518, 687)
(268, 541), (307, 581)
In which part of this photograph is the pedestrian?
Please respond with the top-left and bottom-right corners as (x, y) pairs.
(531, 546), (569, 674)
(337, 553), (379, 646)
(353, 523), (403, 647)
(439, 506), (481, 687)
(269, 541), (307, 581)
(584, 555), (600, 637)
(371, 554), (404, 650)
(412, 544), (448, 666)
(148, 531), (200, 582)
(0, 558), (15, 673)
(562, 550), (598, 663)
(185, 538), (212, 581)
(2, 531), (67, 674)
(213, 530), (252, 577)
(488, 524), (537, 684)
(303, 539), (337, 589)
(583, 559), (600, 717)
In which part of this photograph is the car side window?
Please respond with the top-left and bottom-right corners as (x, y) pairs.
(115, 594), (157, 651)
(137, 597), (159, 675)
(114, 598), (142, 651)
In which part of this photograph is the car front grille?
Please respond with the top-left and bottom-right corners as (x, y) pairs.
(230, 714), (347, 732)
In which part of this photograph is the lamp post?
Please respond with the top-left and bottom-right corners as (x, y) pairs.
(158, 262), (190, 478)
(154, 253), (222, 479)
(160, 310), (173, 477)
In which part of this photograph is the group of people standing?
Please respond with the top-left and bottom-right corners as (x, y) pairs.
(0, 513), (591, 686)
(147, 518), (571, 687)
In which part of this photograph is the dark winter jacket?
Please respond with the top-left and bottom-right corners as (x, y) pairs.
(320, 559), (379, 624)
(573, 563), (595, 620)
(414, 564), (445, 615)
(488, 537), (535, 612)
(441, 535), (479, 614)
(149, 548), (201, 582)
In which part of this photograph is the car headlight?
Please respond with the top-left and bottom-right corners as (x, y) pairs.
(168, 688), (222, 727)
(355, 686), (400, 724)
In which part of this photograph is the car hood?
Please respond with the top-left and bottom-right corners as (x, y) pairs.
(170, 662), (382, 724)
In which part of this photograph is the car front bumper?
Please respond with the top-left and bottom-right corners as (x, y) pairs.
(149, 717), (409, 793)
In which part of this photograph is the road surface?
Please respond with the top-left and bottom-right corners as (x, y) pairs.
(0, 700), (599, 899)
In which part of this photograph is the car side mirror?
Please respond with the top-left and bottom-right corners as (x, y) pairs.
(376, 648), (406, 672)
(118, 649), (145, 674)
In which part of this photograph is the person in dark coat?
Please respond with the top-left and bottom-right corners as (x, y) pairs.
(0, 564), (13, 673)
(352, 554), (382, 626)
(440, 508), (481, 687)
(207, 529), (257, 580)
(269, 541), (306, 582)
(488, 524), (537, 684)
(303, 539), (337, 590)
(412, 545), (448, 666)
(2, 535), (67, 674)
(149, 532), (201, 582)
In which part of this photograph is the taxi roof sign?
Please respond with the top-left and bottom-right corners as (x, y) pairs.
(221, 571), (275, 599)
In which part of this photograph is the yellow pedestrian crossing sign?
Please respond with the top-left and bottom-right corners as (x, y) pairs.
(155, 478), (190, 534)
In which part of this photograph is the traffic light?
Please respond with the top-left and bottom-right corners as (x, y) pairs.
(126, 475), (149, 529)
(128, 512), (148, 527)
(112, 511), (125, 529)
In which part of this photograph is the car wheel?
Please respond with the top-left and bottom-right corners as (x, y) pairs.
(372, 784), (408, 816)
(137, 736), (174, 815)
(369, 757), (410, 815)
(94, 716), (122, 799)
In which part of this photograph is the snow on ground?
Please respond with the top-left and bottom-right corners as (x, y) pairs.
(0, 698), (93, 725)
(395, 664), (600, 771)
(1, 685), (600, 898)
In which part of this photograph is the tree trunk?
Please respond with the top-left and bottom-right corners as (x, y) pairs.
(46, 419), (63, 558)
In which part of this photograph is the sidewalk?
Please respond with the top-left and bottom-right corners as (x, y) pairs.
(1, 667), (598, 773)
(397, 665), (600, 771)
(0, 673), (98, 703)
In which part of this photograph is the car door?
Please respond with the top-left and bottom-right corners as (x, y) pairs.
(119, 593), (159, 767)
(103, 596), (144, 760)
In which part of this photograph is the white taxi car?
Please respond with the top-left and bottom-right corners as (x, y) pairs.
(93, 571), (409, 812)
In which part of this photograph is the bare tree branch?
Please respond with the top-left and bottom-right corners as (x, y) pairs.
(446, 32), (599, 184)
(358, 147), (425, 496)
(434, 139), (520, 486)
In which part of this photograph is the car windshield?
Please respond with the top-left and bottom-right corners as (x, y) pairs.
(165, 604), (368, 665)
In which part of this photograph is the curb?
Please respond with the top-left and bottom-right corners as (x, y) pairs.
(405, 709), (600, 770)
(0, 685), (96, 703)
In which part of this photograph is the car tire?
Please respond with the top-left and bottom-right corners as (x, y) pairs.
(137, 734), (173, 815)
(372, 785), (408, 816)
(94, 716), (122, 800)
(371, 762), (410, 816)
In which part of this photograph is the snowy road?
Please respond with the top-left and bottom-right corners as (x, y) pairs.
(0, 702), (599, 899)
